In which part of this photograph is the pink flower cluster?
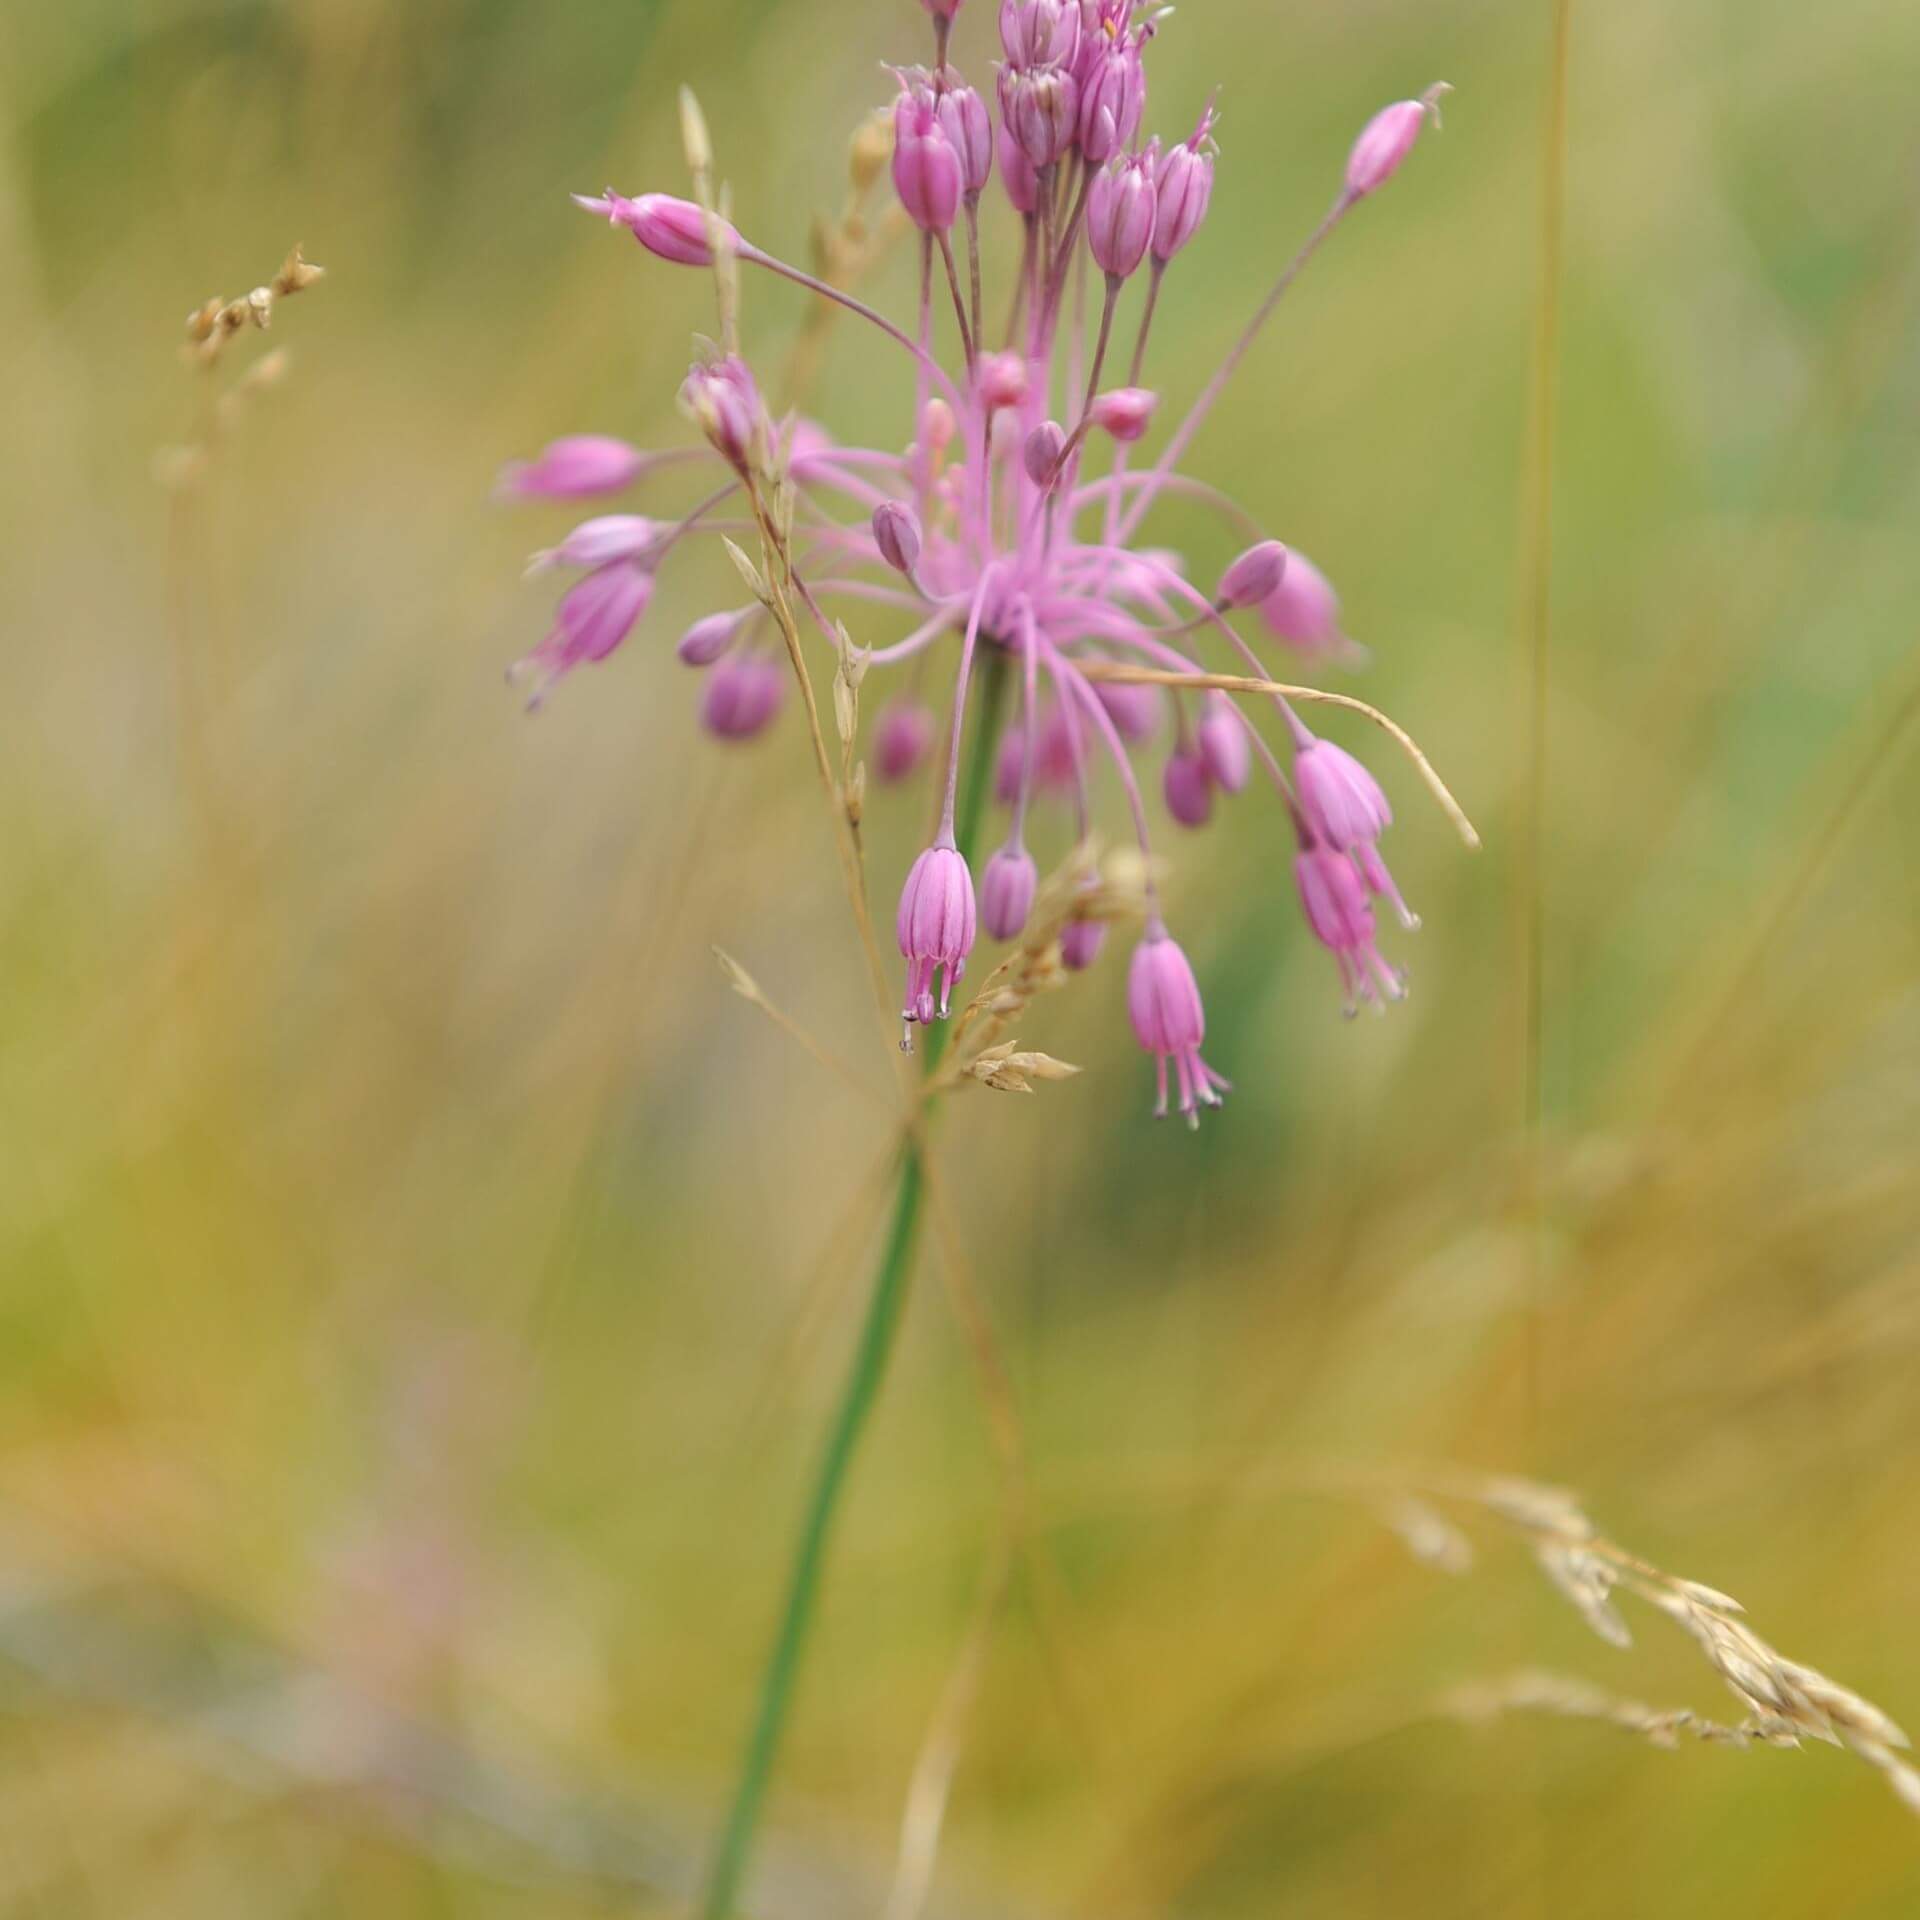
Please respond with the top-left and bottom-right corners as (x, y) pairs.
(499, 0), (1451, 1123)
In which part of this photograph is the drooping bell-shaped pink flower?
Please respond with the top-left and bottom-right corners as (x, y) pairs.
(936, 80), (995, 198)
(1294, 845), (1405, 1013)
(1345, 85), (1450, 198)
(897, 840), (977, 1030)
(701, 655), (786, 740)
(572, 190), (736, 267)
(1128, 925), (1230, 1123)
(1257, 550), (1350, 657)
(1061, 913), (1107, 971)
(1195, 692), (1250, 793)
(680, 355), (766, 473)
(1162, 748), (1214, 828)
(525, 514), (661, 575)
(999, 0), (1081, 69)
(999, 64), (1081, 171)
(893, 89), (964, 233)
(511, 560), (654, 706)
(1088, 149), (1158, 281)
(1292, 728), (1392, 852)
(875, 700), (936, 783)
(1153, 102), (1217, 261)
(980, 843), (1039, 940)
(1078, 32), (1146, 163)
(997, 118), (1042, 214)
(497, 435), (645, 502)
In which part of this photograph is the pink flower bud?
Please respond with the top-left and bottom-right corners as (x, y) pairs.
(701, 656), (786, 740)
(936, 81), (994, 197)
(1088, 387), (1157, 442)
(572, 190), (735, 267)
(875, 700), (936, 782)
(898, 841), (977, 1027)
(1345, 84), (1450, 198)
(977, 350), (1030, 412)
(999, 64), (1081, 171)
(1292, 729), (1392, 851)
(1257, 550), (1349, 656)
(1128, 926), (1229, 1121)
(997, 119), (1041, 214)
(1077, 38), (1146, 164)
(1095, 678), (1159, 742)
(1153, 104), (1217, 261)
(677, 608), (749, 667)
(994, 722), (1027, 804)
(679, 356), (766, 472)
(921, 0), (965, 16)
(980, 844), (1039, 939)
(892, 90), (964, 233)
(999, 0), (1080, 69)
(1196, 694), (1250, 793)
(525, 514), (660, 574)
(1087, 149), (1158, 281)
(1162, 748), (1214, 828)
(497, 435), (645, 502)
(1023, 420), (1067, 486)
(1061, 913), (1107, 971)
(921, 398), (957, 461)
(871, 500), (924, 576)
(1217, 539), (1288, 609)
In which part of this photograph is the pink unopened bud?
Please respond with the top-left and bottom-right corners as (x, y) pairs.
(1258, 550), (1349, 657)
(872, 501), (924, 576)
(1153, 103), (1217, 261)
(1095, 678), (1159, 742)
(1345, 84), (1450, 198)
(921, 398), (957, 461)
(1061, 913), (1107, 971)
(1217, 539), (1288, 609)
(997, 118), (1041, 214)
(875, 700), (936, 782)
(1128, 926), (1229, 1122)
(1089, 387), (1157, 442)
(999, 64), (1081, 170)
(1295, 847), (1404, 1013)
(1292, 729), (1392, 852)
(680, 356), (766, 473)
(898, 841), (977, 1029)
(510, 560), (655, 706)
(893, 90), (964, 233)
(1087, 149), (1158, 281)
(1077, 36), (1146, 164)
(1163, 748), (1214, 828)
(497, 435), (645, 502)
(572, 190), (735, 267)
(701, 655), (786, 740)
(980, 844), (1040, 940)
(1195, 693), (1250, 794)
(1023, 420), (1067, 486)
(936, 81), (994, 197)
(525, 514), (660, 574)
(999, 0), (1080, 69)
(977, 350), (1029, 412)
(921, 0), (965, 16)
(677, 608), (749, 667)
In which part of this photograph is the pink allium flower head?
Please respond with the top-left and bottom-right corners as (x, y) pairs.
(980, 843), (1040, 940)
(1000, 0), (1080, 69)
(1153, 101), (1217, 261)
(1095, 677), (1160, 742)
(897, 841), (977, 1028)
(977, 350), (1030, 413)
(1196, 692), (1250, 793)
(1345, 84), (1450, 198)
(572, 190), (733, 267)
(893, 88), (964, 233)
(874, 699), (936, 783)
(1087, 149), (1159, 281)
(1217, 538), (1289, 609)
(680, 355), (766, 473)
(1292, 729), (1392, 852)
(995, 118), (1042, 214)
(1023, 420), (1067, 486)
(1128, 927), (1230, 1123)
(872, 500), (924, 577)
(525, 514), (660, 575)
(1257, 550), (1349, 656)
(936, 80), (995, 197)
(1077, 30), (1147, 165)
(701, 655), (786, 740)
(677, 607), (750, 667)
(497, 434), (645, 501)
(511, 560), (654, 706)
(1162, 748), (1214, 828)
(1061, 912), (1107, 972)
(999, 64), (1081, 170)
(1294, 846), (1405, 1013)
(1089, 386), (1157, 442)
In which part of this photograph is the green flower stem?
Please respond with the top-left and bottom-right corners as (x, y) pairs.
(700, 650), (1010, 1920)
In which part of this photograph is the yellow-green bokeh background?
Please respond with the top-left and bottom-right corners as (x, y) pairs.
(3, 0), (1919, 1913)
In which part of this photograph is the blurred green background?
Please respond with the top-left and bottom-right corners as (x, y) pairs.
(4, 0), (1919, 1913)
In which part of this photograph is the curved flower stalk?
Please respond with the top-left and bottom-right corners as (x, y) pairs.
(499, 9), (1462, 1119)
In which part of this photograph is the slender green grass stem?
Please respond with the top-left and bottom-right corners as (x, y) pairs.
(700, 651), (1011, 1920)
